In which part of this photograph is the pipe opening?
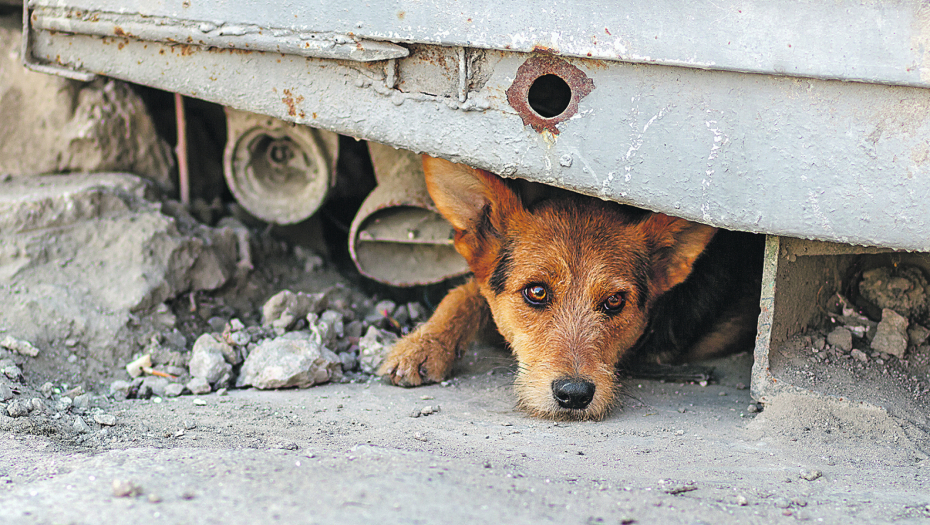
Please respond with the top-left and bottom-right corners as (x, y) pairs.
(527, 74), (572, 118)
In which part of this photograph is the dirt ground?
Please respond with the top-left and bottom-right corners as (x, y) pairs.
(2, 345), (929, 525)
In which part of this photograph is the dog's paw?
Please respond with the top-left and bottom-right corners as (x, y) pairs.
(377, 331), (454, 387)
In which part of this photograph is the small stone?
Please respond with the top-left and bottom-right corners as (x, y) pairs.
(413, 432), (427, 442)
(55, 396), (73, 412)
(736, 494), (749, 506)
(392, 305), (410, 326)
(358, 327), (398, 374)
(72, 416), (91, 433)
(368, 300), (397, 323)
(190, 334), (237, 379)
(141, 376), (169, 398)
(850, 349), (869, 363)
(215, 387), (228, 396)
(406, 302), (425, 322)
(164, 383), (184, 398)
(207, 316), (228, 333)
(664, 482), (698, 495)
(908, 324), (930, 346)
(0, 383), (13, 402)
(1, 363), (22, 381)
(186, 377), (211, 395)
(72, 394), (91, 410)
(0, 336), (39, 357)
(40, 382), (54, 398)
(30, 398), (46, 413)
(192, 398), (207, 406)
(109, 380), (132, 399)
(147, 493), (162, 503)
(826, 327), (853, 352)
(871, 309), (909, 358)
(112, 479), (142, 498)
(262, 290), (328, 329)
(344, 320), (364, 339)
(6, 399), (32, 417)
(236, 336), (341, 389)
(800, 469), (823, 481)
(747, 404), (760, 413)
(94, 413), (117, 426)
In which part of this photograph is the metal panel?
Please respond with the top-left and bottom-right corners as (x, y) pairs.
(26, 0), (930, 88)
(27, 24), (930, 251)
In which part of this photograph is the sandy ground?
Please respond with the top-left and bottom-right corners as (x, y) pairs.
(2, 344), (928, 525)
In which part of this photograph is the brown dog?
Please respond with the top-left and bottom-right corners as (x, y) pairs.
(379, 156), (761, 420)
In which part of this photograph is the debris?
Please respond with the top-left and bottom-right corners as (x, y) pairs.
(662, 481), (698, 495)
(189, 334), (234, 383)
(126, 354), (153, 379)
(871, 309), (909, 358)
(72, 416), (91, 433)
(109, 380), (132, 400)
(800, 469), (823, 481)
(236, 335), (341, 389)
(859, 266), (929, 322)
(908, 324), (930, 347)
(164, 383), (184, 397)
(186, 377), (211, 395)
(358, 326), (398, 374)
(112, 479), (143, 498)
(850, 349), (869, 363)
(826, 327), (853, 352)
(262, 290), (328, 333)
(0, 336), (39, 357)
(0, 383), (12, 402)
(6, 399), (32, 418)
(94, 413), (117, 426)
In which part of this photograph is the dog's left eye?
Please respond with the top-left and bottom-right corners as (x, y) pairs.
(601, 293), (626, 315)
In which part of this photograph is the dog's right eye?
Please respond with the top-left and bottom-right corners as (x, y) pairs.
(522, 284), (550, 307)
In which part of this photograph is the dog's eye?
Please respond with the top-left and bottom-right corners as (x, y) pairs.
(602, 293), (626, 315)
(522, 284), (550, 307)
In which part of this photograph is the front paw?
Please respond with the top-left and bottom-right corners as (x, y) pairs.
(377, 330), (454, 387)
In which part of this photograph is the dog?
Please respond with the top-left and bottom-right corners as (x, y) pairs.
(378, 156), (762, 420)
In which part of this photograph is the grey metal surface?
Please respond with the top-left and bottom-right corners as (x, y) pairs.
(26, 0), (930, 88)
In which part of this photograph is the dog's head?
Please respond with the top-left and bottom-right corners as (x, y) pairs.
(424, 157), (716, 420)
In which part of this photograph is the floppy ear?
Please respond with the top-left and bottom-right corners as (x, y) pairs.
(422, 155), (523, 238)
(641, 213), (718, 298)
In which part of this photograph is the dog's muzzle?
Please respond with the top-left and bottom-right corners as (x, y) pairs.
(551, 378), (595, 410)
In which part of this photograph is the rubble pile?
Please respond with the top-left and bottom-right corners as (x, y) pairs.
(810, 265), (930, 370)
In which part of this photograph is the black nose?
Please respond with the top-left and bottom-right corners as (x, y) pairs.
(552, 378), (595, 409)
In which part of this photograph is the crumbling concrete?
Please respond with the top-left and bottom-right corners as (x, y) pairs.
(0, 16), (174, 192)
(0, 173), (243, 383)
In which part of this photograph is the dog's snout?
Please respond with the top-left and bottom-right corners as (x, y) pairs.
(551, 378), (595, 410)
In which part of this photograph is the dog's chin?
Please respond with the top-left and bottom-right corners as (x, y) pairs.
(513, 371), (618, 421)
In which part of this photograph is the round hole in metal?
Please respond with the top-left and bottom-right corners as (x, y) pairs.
(527, 74), (572, 118)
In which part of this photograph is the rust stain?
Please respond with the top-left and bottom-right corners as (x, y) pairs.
(605, 28), (611, 36)
(113, 26), (125, 37)
(312, 112), (318, 119)
(532, 44), (559, 55)
(397, 11), (406, 19)
(505, 55), (595, 135)
(117, 42), (125, 50)
(282, 89), (305, 117)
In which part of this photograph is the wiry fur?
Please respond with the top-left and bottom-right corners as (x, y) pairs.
(379, 157), (762, 420)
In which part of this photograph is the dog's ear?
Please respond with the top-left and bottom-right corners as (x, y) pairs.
(422, 155), (522, 236)
(641, 213), (718, 298)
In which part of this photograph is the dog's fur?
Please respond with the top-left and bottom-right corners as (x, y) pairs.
(379, 156), (762, 420)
